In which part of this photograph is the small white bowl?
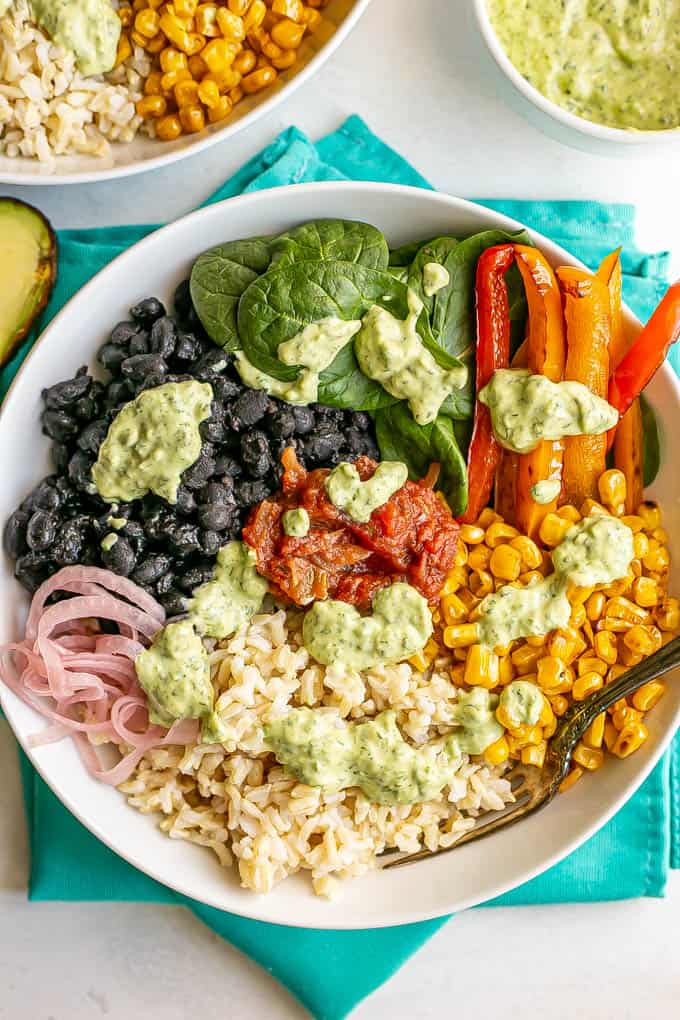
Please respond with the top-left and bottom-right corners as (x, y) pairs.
(473, 0), (680, 153)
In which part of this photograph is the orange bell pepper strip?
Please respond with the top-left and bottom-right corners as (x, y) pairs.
(556, 267), (612, 507)
(461, 244), (514, 523)
(513, 246), (566, 537)
(597, 249), (643, 512)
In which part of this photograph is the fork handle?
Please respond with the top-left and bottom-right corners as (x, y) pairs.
(554, 633), (680, 754)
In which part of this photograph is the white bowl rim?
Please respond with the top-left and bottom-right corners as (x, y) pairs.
(1, 180), (679, 928)
(0, 0), (371, 187)
(473, 0), (680, 145)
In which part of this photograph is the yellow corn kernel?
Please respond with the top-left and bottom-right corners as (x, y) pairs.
(484, 735), (510, 766)
(536, 655), (568, 691)
(550, 694), (569, 717)
(643, 542), (670, 573)
(195, 4), (220, 36)
(521, 740), (547, 768)
(509, 535), (542, 569)
(155, 113), (183, 140)
(496, 703), (516, 731)
(115, 31), (133, 66)
(510, 644), (542, 674)
(637, 501), (661, 531)
(572, 671), (603, 702)
(485, 521), (519, 548)
(598, 468), (626, 510)
(118, 3), (134, 28)
(179, 103), (206, 132)
(188, 53), (208, 76)
(228, 48), (254, 75)
(174, 0), (199, 15)
(159, 10), (191, 49)
(570, 604), (586, 628)
(549, 628), (586, 665)
(577, 655), (607, 678)
(302, 7), (322, 30)
(606, 596), (648, 625)
(135, 9), (161, 37)
(560, 765), (584, 791)
(273, 0), (304, 17)
(441, 593), (467, 626)
(160, 68), (191, 93)
(136, 93), (167, 117)
(655, 596), (680, 631)
(453, 541), (468, 568)
(469, 569), (493, 598)
(144, 69), (163, 94)
(240, 64), (275, 93)
(443, 623), (478, 649)
(584, 590), (605, 622)
(460, 524), (485, 545)
(215, 7), (246, 40)
(583, 712), (605, 749)
(174, 78), (200, 106)
(441, 567), (466, 595)
(467, 544), (491, 571)
(201, 38), (236, 71)
(489, 543), (522, 581)
(612, 721), (649, 758)
(580, 498), (608, 517)
(498, 655), (513, 686)
(456, 588), (479, 612)
(612, 705), (642, 731)
(478, 507), (502, 528)
(604, 719), (618, 752)
(632, 532), (649, 560)
(620, 515), (644, 535)
(197, 76), (221, 107)
(538, 513), (572, 547)
(262, 36), (285, 63)
(519, 569), (544, 586)
(464, 644), (500, 689)
(599, 616), (633, 634)
(243, 0), (266, 31)
(228, 0), (250, 14)
(160, 46), (189, 71)
(573, 742), (604, 771)
(507, 724), (542, 750)
(593, 630), (618, 665)
(623, 624), (660, 657)
(632, 680), (665, 713)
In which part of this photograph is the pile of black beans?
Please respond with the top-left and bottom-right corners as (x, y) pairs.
(3, 282), (379, 609)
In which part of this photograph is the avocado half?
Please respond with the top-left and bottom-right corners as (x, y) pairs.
(0, 198), (57, 369)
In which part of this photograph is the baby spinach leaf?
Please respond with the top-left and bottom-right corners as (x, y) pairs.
(640, 394), (661, 487)
(407, 236), (459, 313)
(318, 344), (398, 410)
(190, 237), (273, 350)
(238, 260), (409, 381)
(374, 402), (469, 515)
(271, 219), (389, 270)
(388, 238), (434, 267)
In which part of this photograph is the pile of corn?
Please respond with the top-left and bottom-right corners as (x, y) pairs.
(415, 469), (678, 791)
(116, 0), (329, 141)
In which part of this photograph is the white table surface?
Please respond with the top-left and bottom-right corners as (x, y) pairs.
(1, 1), (679, 1017)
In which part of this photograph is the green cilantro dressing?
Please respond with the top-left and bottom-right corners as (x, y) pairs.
(277, 316), (362, 372)
(479, 515), (634, 649)
(499, 680), (543, 729)
(92, 381), (212, 505)
(479, 369), (618, 455)
(264, 687), (503, 805)
(100, 533), (117, 552)
(324, 460), (408, 523)
(282, 507), (310, 537)
(302, 582), (433, 670)
(531, 479), (561, 505)
(355, 290), (467, 425)
(135, 620), (226, 743)
(423, 262), (450, 297)
(13, 0), (122, 77)
(486, 0), (680, 131)
(188, 541), (268, 640)
(107, 515), (127, 530)
(234, 350), (319, 405)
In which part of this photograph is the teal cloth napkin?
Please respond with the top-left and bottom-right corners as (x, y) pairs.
(1, 115), (679, 1020)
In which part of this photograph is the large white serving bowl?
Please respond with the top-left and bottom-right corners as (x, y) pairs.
(1, 182), (678, 929)
(473, 0), (680, 155)
(0, 0), (369, 185)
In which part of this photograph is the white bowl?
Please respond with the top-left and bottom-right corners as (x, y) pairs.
(1, 182), (678, 929)
(473, 0), (680, 153)
(0, 0), (370, 186)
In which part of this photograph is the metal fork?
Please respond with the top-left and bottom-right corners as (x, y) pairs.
(381, 633), (680, 870)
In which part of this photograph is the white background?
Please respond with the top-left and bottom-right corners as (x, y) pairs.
(1, 1), (679, 1017)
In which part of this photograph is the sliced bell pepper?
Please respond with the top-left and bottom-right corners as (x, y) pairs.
(461, 244), (514, 523)
(513, 246), (566, 537)
(556, 267), (612, 507)
(609, 280), (680, 419)
(597, 249), (644, 512)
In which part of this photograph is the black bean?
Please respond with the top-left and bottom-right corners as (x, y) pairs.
(68, 451), (94, 490)
(128, 331), (150, 357)
(74, 395), (98, 420)
(175, 487), (197, 516)
(110, 320), (140, 347)
(149, 316), (177, 359)
(195, 349), (230, 380)
(43, 374), (92, 410)
(213, 454), (242, 479)
(102, 536), (136, 577)
(132, 554), (173, 586)
(3, 510), (29, 559)
(211, 376), (241, 402)
(98, 343), (128, 372)
(173, 331), (201, 363)
(160, 589), (188, 617)
(182, 451), (216, 489)
(350, 411), (371, 431)
(77, 420), (109, 455)
(303, 429), (344, 466)
(230, 389), (269, 429)
(156, 571), (175, 596)
(178, 562), (215, 592)
(291, 406), (315, 435)
(120, 520), (146, 556)
(121, 354), (167, 379)
(143, 506), (175, 542)
(240, 431), (271, 478)
(15, 552), (51, 593)
(265, 408), (296, 440)
(26, 510), (59, 551)
(31, 478), (62, 511)
(51, 518), (89, 565)
(235, 480), (270, 508)
(200, 417), (229, 443)
(130, 297), (166, 323)
(199, 530), (223, 557)
(198, 503), (235, 532)
(168, 523), (201, 555)
(42, 409), (79, 442)
(200, 481), (235, 506)
(50, 443), (70, 472)
(173, 279), (192, 321)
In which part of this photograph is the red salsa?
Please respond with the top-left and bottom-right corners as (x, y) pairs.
(242, 448), (459, 608)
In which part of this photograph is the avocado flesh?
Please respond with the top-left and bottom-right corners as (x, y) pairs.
(0, 198), (57, 369)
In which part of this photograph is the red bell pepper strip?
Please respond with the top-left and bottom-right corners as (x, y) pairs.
(609, 280), (680, 419)
(460, 244), (514, 523)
